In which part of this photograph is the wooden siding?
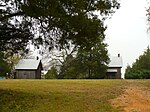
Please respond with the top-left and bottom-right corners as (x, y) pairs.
(116, 68), (121, 79)
(106, 67), (121, 79)
(15, 70), (36, 79)
(15, 59), (43, 79)
(35, 63), (42, 79)
(15, 63), (42, 79)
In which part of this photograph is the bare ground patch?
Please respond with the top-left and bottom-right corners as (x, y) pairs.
(110, 80), (150, 112)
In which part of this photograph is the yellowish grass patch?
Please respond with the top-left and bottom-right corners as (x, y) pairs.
(0, 79), (125, 112)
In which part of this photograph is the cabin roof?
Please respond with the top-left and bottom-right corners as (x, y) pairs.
(108, 56), (123, 68)
(15, 59), (42, 70)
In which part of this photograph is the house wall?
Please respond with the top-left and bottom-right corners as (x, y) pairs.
(116, 68), (121, 79)
(106, 72), (116, 79)
(15, 70), (36, 79)
(15, 60), (43, 79)
(15, 63), (42, 79)
(106, 67), (121, 79)
(35, 64), (42, 79)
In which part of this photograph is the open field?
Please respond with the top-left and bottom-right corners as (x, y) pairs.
(0, 80), (150, 112)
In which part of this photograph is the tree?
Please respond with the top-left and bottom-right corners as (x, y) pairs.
(57, 42), (109, 79)
(0, 50), (21, 78)
(44, 40), (109, 79)
(45, 66), (58, 79)
(0, 51), (10, 77)
(1, 1), (120, 77)
(125, 46), (150, 79)
(0, 0), (120, 52)
(0, 0), (33, 52)
(132, 46), (150, 70)
(0, 21), (33, 52)
(74, 42), (109, 79)
(58, 53), (77, 79)
(0, 0), (120, 78)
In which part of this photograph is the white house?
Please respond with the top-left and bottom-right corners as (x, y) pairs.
(106, 54), (123, 79)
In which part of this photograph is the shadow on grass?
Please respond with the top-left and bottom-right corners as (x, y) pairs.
(0, 88), (122, 112)
(0, 89), (42, 112)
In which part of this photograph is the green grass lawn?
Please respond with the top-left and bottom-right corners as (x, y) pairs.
(0, 80), (130, 112)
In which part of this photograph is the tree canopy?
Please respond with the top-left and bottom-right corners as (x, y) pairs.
(51, 42), (109, 79)
(0, 51), (10, 77)
(125, 47), (150, 79)
(73, 42), (109, 79)
(0, 0), (120, 79)
(0, 0), (120, 51)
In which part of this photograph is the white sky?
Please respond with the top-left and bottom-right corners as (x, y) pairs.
(105, 0), (150, 77)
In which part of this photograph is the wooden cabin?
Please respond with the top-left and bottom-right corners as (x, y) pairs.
(15, 59), (43, 79)
(106, 54), (123, 79)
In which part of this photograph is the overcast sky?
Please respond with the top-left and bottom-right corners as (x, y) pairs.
(105, 0), (150, 76)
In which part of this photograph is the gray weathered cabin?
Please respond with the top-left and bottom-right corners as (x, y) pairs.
(106, 54), (123, 79)
(15, 59), (43, 79)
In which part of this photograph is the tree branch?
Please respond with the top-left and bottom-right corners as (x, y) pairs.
(0, 11), (25, 21)
(52, 58), (63, 64)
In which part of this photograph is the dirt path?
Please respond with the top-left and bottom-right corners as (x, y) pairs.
(110, 81), (150, 112)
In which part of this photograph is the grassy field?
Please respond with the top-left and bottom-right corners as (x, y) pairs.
(0, 80), (149, 112)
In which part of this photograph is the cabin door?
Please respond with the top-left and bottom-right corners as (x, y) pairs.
(23, 73), (27, 79)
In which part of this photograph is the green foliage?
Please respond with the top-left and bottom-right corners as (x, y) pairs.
(63, 66), (78, 79)
(125, 47), (150, 79)
(45, 66), (58, 79)
(0, 50), (20, 78)
(0, 22), (33, 52)
(58, 42), (109, 79)
(0, 0), (120, 51)
(0, 51), (10, 77)
(6, 52), (20, 70)
(1, 0), (119, 78)
(58, 54), (78, 79)
(132, 47), (150, 70)
(74, 43), (109, 79)
(125, 69), (150, 79)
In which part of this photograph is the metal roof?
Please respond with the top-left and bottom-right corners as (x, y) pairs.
(15, 59), (41, 70)
(108, 56), (123, 68)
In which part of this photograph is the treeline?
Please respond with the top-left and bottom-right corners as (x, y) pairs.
(125, 47), (150, 79)
(45, 46), (109, 79)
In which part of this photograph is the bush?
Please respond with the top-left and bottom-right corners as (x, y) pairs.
(45, 67), (58, 79)
(125, 47), (150, 79)
(125, 69), (150, 79)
